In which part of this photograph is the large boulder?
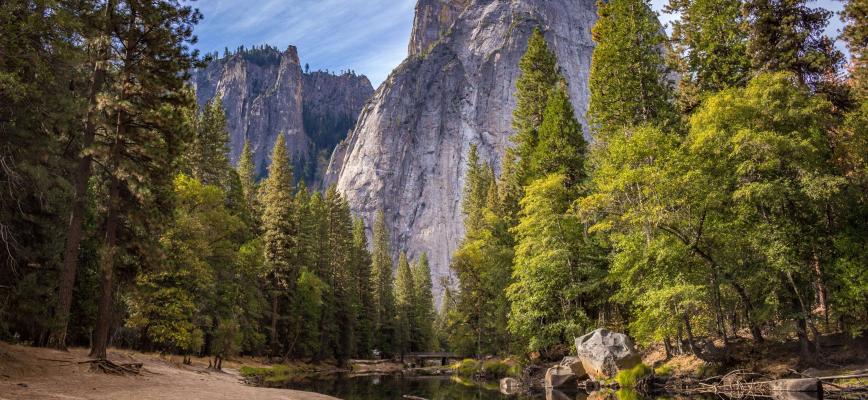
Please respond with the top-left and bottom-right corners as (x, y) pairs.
(545, 365), (578, 388)
(575, 328), (641, 380)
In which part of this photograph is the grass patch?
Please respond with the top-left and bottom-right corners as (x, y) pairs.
(451, 359), (481, 377)
(239, 364), (317, 383)
(654, 363), (674, 377)
(615, 363), (652, 388)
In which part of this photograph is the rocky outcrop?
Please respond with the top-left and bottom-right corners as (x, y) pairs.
(192, 46), (373, 180)
(326, 0), (598, 300)
(574, 329), (641, 381)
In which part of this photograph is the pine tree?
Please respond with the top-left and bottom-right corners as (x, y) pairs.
(89, 0), (201, 360)
(512, 28), (560, 181)
(351, 218), (375, 356)
(411, 253), (435, 352)
(325, 187), (356, 362)
(394, 253), (415, 357)
(237, 139), (257, 210)
(260, 133), (296, 355)
(666, 0), (750, 110)
(187, 97), (230, 185)
(370, 210), (396, 356)
(745, 0), (843, 87)
(588, 0), (675, 141)
(530, 83), (587, 186)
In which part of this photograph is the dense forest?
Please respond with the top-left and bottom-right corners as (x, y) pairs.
(0, 0), (865, 371)
(0, 0), (434, 366)
(441, 0), (867, 361)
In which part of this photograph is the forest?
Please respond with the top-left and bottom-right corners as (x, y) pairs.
(0, 0), (866, 373)
(441, 0), (867, 361)
(0, 0), (435, 366)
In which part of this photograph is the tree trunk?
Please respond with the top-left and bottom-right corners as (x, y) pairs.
(50, 0), (114, 350)
(663, 336), (673, 360)
(683, 314), (698, 355)
(709, 269), (729, 347)
(88, 176), (120, 360)
(811, 252), (829, 329)
(270, 293), (279, 355)
(730, 281), (764, 343)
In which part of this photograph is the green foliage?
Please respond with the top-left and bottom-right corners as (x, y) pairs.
(666, 0), (750, 110)
(395, 253), (415, 355)
(745, 0), (843, 87)
(411, 253), (436, 352)
(530, 83), (587, 186)
(371, 211), (397, 356)
(589, 0), (676, 140)
(615, 363), (652, 388)
(480, 360), (517, 379)
(512, 28), (559, 170)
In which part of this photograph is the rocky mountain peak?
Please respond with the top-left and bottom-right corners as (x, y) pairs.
(327, 0), (598, 302)
(408, 0), (472, 57)
(192, 45), (373, 183)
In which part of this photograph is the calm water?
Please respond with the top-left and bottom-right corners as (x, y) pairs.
(269, 374), (588, 400)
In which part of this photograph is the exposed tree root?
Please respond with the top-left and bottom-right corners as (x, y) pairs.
(80, 359), (142, 375)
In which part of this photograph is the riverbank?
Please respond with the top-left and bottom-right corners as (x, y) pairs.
(0, 342), (339, 400)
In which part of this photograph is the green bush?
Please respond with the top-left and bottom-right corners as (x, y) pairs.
(239, 364), (297, 383)
(615, 363), (652, 388)
(451, 359), (481, 377)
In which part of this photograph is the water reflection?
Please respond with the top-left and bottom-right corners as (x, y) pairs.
(268, 373), (586, 399)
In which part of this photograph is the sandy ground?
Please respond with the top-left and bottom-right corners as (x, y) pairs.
(0, 342), (339, 400)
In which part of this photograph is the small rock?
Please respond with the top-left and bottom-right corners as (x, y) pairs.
(17, 383), (27, 388)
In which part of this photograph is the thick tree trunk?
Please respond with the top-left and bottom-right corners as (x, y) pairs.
(88, 177), (120, 360)
(50, 0), (113, 350)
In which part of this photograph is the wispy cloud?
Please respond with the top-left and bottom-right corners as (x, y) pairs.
(193, 0), (848, 87)
(193, 0), (416, 86)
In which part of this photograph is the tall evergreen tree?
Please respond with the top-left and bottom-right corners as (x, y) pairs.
(89, 0), (201, 360)
(530, 83), (587, 186)
(511, 28), (559, 182)
(394, 253), (415, 357)
(371, 210), (396, 355)
(666, 0), (750, 110)
(237, 139), (257, 214)
(588, 0), (675, 141)
(411, 253), (435, 352)
(745, 0), (843, 87)
(260, 133), (296, 356)
(351, 218), (375, 356)
(187, 97), (230, 185)
(842, 0), (868, 99)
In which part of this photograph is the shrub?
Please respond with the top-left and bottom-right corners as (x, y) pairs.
(615, 363), (652, 388)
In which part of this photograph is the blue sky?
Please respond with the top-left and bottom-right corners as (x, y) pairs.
(193, 0), (847, 87)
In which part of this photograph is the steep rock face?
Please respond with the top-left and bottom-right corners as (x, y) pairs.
(302, 71), (374, 184)
(192, 46), (373, 179)
(327, 0), (597, 300)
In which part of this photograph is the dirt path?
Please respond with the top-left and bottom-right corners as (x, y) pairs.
(0, 342), (339, 400)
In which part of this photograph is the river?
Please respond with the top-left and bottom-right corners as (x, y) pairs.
(268, 373), (587, 399)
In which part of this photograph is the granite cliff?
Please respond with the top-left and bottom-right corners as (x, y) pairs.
(192, 45), (373, 183)
(326, 0), (598, 300)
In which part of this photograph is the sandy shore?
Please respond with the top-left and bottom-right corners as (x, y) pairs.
(0, 342), (339, 400)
